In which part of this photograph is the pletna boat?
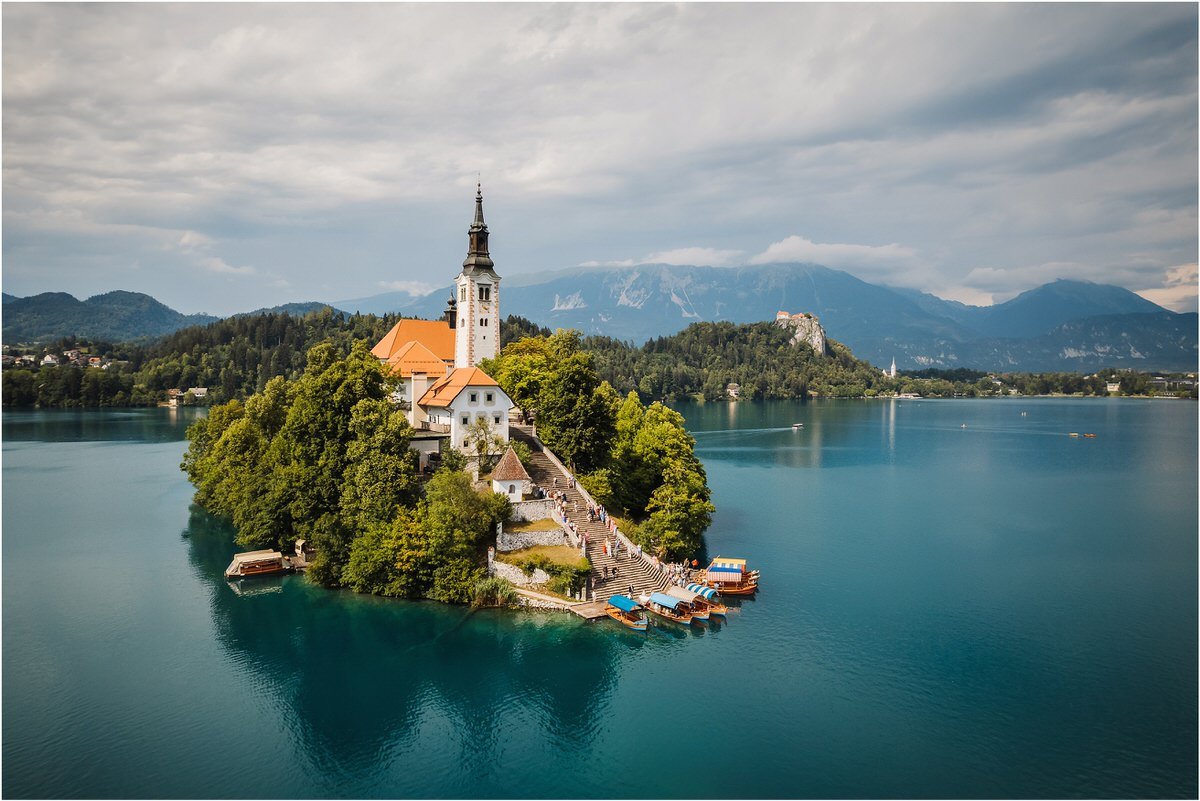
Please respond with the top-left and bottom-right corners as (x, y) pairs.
(604, 594), (648, 631)
(698, 557), (759, 596)
(225, 550), (291, 579)
(641, 591), (694, 626)
(685, 582), (728, 617)
(663, 584), (722, 621)
(792, 422), (804, 429)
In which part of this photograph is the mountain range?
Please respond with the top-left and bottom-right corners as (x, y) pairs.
(5, 263), (1195, 372)
(335, 263), (1197, 372)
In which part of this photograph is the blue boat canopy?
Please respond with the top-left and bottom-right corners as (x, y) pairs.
(607, 595), (640, 613)
(649, 592), (684, 610)
(687, 583), (718, 600)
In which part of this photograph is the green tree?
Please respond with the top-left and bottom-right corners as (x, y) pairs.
(463, 415), (507, 469)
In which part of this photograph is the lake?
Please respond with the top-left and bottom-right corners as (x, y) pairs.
(2, 399), (1196, 798)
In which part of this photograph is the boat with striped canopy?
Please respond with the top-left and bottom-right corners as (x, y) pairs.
(662, 585), (705, 623)
(604, 594), (648, 631)
(697, 557), (759, 596)
(684, 583), (729, 617)
(640, 591), (694, 626)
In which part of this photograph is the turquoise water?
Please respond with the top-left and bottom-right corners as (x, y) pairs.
(2, 400), (1196, 798)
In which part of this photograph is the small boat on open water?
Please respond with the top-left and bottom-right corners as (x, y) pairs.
(641, 591), (694, 626)
(605, 595), (648, 631)
(792, 422), (804, 429)
(698, 557), (759, 596)
(225, 550), (292, 579)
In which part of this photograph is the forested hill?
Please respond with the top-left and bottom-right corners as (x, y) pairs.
(3, 291), (220, 342)
(2, 308), (404, 407)
(1, 290), (343, 344)
(578, 320), (892, 400)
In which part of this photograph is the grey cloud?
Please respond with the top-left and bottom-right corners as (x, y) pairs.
(2, 3), (1195, 315)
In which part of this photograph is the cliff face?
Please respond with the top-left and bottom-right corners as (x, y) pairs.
(775, 311), (828, 356)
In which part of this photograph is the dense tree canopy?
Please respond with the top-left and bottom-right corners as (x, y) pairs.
(485, 330), (711, 559)
(481, 330), (618, 473)
(181, 339), (511, 602)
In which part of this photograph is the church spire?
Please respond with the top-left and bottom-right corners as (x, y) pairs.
(462, 182), (495, 273)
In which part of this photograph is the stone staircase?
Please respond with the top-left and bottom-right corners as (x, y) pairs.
(510, 425), (669, 602)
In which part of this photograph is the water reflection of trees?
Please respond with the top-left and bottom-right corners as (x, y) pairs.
(183, 505), (627, 784)
(2, 407), (205, 443)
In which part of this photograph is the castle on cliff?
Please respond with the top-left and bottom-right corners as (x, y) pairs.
(370, 185), (513, 469)
(774, 311), (829, 356)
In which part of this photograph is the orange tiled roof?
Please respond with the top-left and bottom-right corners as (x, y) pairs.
(386, 341), (449, 379)
(418, 367), (500, 408)
(371, 319), (455, 362)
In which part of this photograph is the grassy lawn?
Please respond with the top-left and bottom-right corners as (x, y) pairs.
(494, 544), (581, 567)
(505, 518), (563, 533)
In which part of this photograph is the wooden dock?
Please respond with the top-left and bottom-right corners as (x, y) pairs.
(569, 600), (610, 620)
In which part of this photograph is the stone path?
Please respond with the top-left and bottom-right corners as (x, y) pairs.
(509, 425), (669, 602)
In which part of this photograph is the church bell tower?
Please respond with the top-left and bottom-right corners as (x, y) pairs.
(454, 184), (501, 368)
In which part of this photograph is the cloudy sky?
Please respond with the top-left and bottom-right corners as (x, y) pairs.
(3, 3), (1197, 316)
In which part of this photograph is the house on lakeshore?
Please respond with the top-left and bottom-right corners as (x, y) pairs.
(370, 185), (513, 466)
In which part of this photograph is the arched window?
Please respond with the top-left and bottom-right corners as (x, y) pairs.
(508, 485), (515, 494)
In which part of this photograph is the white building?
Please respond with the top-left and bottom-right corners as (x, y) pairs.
(490, 446), (531, 503)
(370, 185), (513, 458)
(454, 185), (501, 369)
(417, 366), (512, 451)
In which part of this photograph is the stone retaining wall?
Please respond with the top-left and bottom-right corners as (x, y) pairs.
(510, 499), (556, 522)
(515, 593), (569, 610)
(489, 560), (551, 587)
(496, 521), (572, 552)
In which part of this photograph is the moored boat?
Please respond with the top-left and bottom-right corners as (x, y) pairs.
(663, 584), (714, 621)
(685, 582), (728, 617)
(225, 549), (292, 579)
(640, 591), (694, 626)
(604, 594), (648, 631)
(697, 557), (759, 596)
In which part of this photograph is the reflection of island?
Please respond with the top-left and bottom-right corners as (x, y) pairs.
(183, 506), (637, 786)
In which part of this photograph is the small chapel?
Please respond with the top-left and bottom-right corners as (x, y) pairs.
(370, 185), (514, 469)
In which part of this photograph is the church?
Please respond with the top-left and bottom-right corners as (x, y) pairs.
(370, 185), (513, 469)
